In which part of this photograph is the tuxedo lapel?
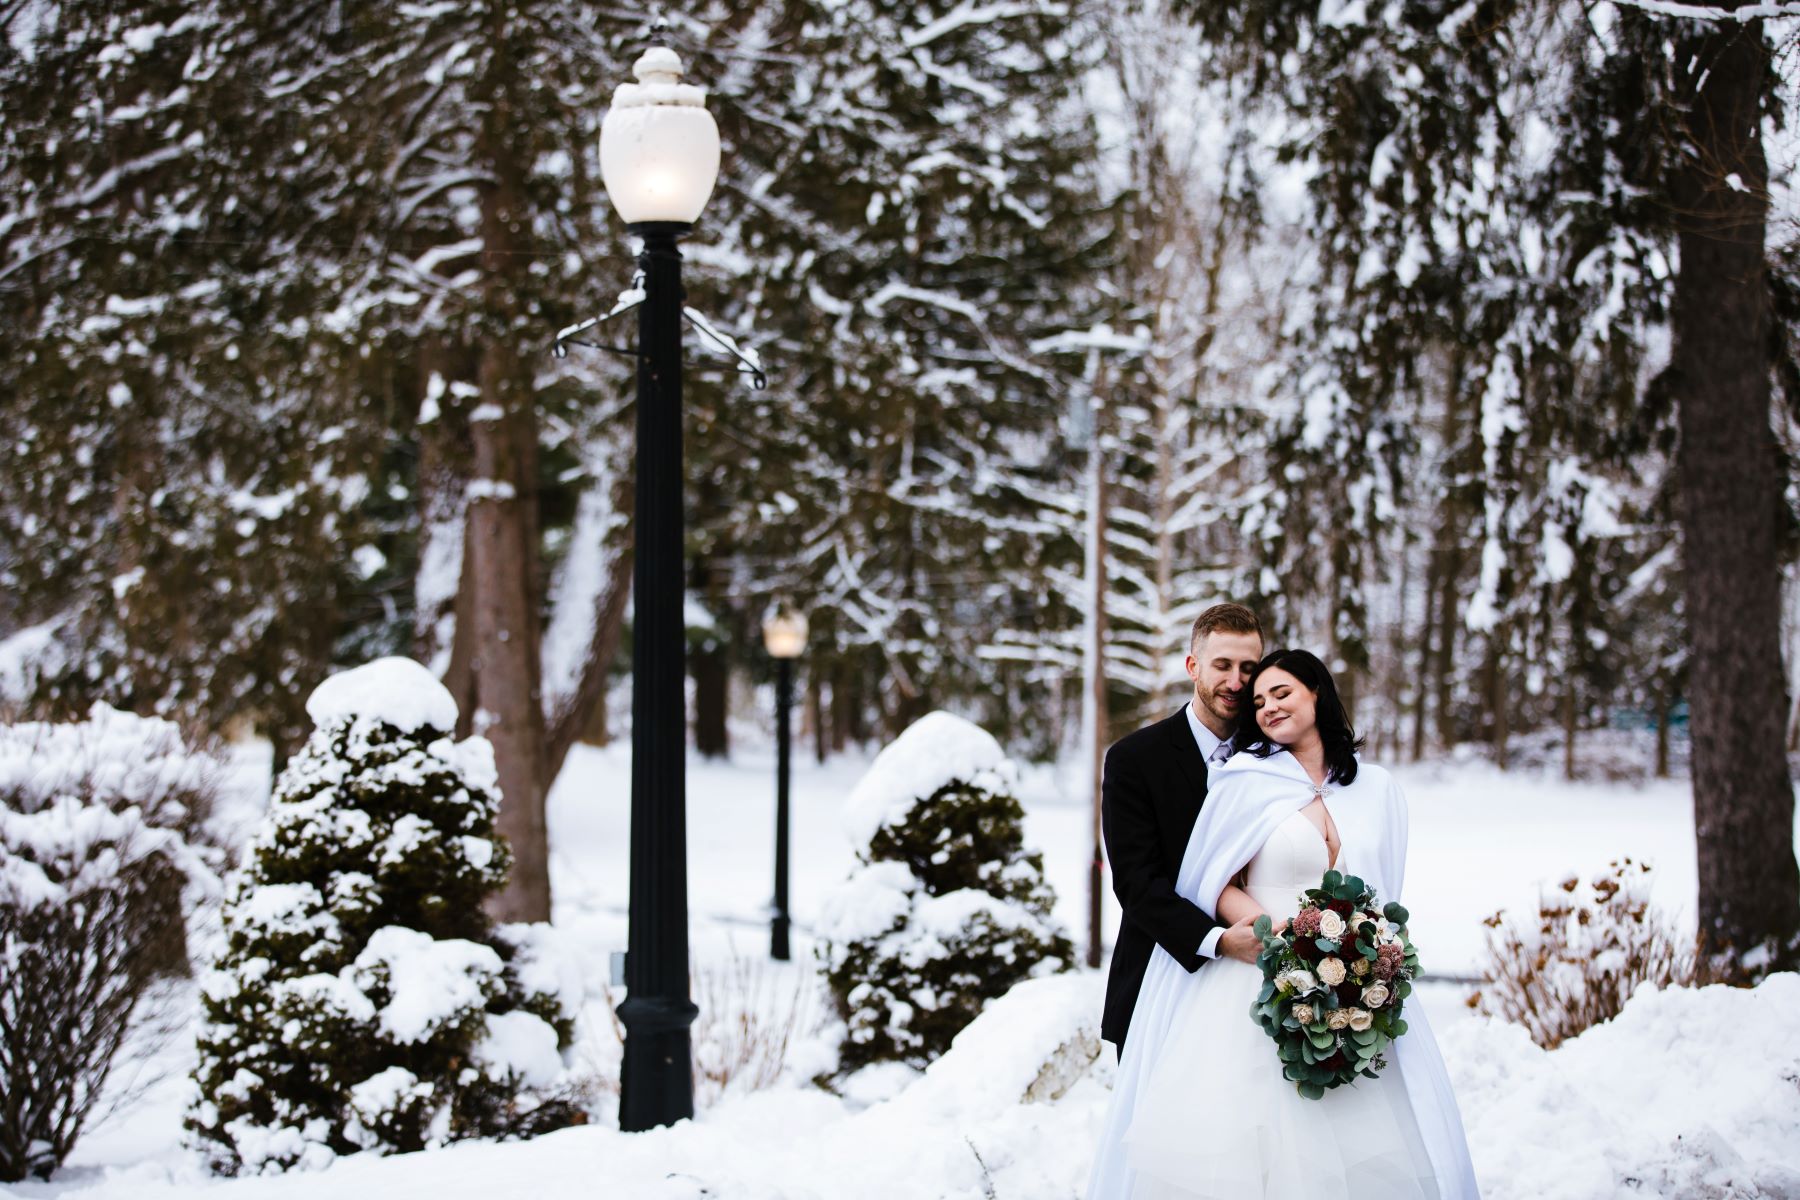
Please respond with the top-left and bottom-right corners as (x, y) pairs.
(1164, 705), (1208, 800)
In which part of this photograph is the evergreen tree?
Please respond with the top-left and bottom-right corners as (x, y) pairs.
(0, 1), (370, 755)
(818, 712), (1073, 1071)
(1170, 0), (1797, 970)
(692, 0), (1115, 745)
(187, 658), (584, 1175)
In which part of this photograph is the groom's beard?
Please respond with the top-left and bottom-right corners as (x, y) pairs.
(1198, 688), (1245, 734)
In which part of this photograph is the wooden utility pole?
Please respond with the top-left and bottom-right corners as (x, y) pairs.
(1081, 363), (1110, 971)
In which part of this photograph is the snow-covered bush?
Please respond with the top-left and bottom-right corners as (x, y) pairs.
(818, 712), (1074, 1072)
(1469, 858), (1718, 1048)
(186, 658), (587, 1176)
(0, 704), (221, 1182)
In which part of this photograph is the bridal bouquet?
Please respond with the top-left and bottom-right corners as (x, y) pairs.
(1249, 870), (1419, 1099)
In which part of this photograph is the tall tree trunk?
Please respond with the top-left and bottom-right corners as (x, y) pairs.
(468, 347), (550, 923)
(691, 561), (729, 759)
(1412, 549), (1439, 761)
(469, 13), (549, 924)
(1670, 10), (1799, 975)
(1562, 675), (1577, 782)
(1656, 688), (1673, 780)
(830, 660), (851, 753)
(1433, 548), (1462, 749)
(807, 665), (827, 764)
(692, 641), (729, 758)
(1487, 638), (1509, 771)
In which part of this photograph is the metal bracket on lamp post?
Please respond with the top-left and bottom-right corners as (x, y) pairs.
(553, 275), (770, 390)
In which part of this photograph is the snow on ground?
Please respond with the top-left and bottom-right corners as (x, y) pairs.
(7, 734), (1798, 1199)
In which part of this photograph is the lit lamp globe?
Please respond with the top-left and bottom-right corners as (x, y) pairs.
(762, 611), (809, 660)
(599, 47), (721, 228)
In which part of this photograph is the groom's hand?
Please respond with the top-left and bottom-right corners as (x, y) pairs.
(1217, 916), (1265, 964)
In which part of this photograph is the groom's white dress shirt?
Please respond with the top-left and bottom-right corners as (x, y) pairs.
(1186, 701), (1233, 961)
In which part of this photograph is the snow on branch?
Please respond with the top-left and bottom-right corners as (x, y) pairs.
(1605, 0), (1800, 19)
(1027, 325), (1150, 356)
(902, 1), (1069, 49)
(862, 283), (1050, 381)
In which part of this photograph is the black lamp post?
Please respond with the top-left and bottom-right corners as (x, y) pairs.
(762, 608), (808, 961)
(598, 43), (721, 1134)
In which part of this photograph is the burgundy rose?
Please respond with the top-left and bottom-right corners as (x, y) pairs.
(1328, 899), (1354, 917)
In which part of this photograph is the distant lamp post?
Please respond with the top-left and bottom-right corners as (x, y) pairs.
(598, 39), (720, 1134)
(762, 608), (808, 961)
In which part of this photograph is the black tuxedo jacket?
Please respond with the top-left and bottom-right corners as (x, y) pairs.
(1100, 705), (1221, 1049)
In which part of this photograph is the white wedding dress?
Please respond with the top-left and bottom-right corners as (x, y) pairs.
(1087, 753), (1479, 1200)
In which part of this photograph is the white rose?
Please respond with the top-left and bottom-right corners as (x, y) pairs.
(1278, 969), (1319, 996)
(1317, 956), (1347, 986)
(1348, 1008), (1374, 1032)
(1350, 957), (1371, 978)
(1351, 911), (1375, 931)
(1361, 983), (1390, 1008)
(1327, 1009), (1353, 1030)
(1292, 1003), (1316, 1025)
(1318, 910), (1346, 940)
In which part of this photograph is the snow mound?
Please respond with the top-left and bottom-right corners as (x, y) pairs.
(306, 657), (458, 734)
(1443, 972), (1800, 1199)
(474, 1011), (564, 1089)
(890, 972), (1103, 1117)
(841, 711), (1016, 846)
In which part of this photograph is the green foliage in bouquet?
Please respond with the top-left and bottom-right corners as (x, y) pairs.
(1249, 870), (1420, 1100)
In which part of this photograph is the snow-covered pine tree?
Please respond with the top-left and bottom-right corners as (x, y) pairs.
(187, 657), (585, 1176)
(0, 2), (369, 755)
(818, 712), (1073, 1071)
(690, 0), (1114, 747)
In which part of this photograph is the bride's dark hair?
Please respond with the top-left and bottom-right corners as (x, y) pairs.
(1231, 648), (1365, 784)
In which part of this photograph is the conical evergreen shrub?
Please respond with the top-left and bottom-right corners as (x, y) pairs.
(818, 712), (1073, 1071)
(187, 658), (585, 1175)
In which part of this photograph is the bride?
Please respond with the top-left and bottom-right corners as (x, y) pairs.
(1087, 649), (1480, 1199)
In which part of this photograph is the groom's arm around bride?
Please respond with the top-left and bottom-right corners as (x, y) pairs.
(1098, 603), (1266, 1054)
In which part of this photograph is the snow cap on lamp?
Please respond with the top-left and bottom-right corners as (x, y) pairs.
(599, 46), (721, 226)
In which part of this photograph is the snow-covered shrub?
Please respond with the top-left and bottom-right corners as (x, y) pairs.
(0, 704), (221, 1182)
(1469, 858), (1719, 1048)
(186, 658), (587, 1176)
(818, 712), (1073, 1072)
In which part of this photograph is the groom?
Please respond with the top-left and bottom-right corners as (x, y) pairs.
(1100, 602), (1266, 1055)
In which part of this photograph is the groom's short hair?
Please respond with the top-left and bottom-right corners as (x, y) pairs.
(1189, 603), (1262, 655)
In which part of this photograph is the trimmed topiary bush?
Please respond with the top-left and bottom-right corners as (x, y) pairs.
(186, 658), (586, 1176)
(818, 711), (1073, 1072)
